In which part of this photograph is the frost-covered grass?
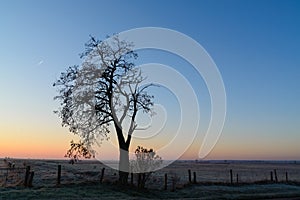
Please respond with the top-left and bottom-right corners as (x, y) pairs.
(1, 159), (300, 199)
(1, 182), (300, 199)
(1, 159), (300, 187)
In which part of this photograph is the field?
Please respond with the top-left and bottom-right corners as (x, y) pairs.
(1, 159), (300, 199)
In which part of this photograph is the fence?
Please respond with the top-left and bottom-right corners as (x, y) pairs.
(0, 159), (300, 190)
(149, 160), (300, 190)
(0, 167), (25, 187)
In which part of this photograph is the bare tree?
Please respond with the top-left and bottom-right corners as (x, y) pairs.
(53, 35), (154, 184)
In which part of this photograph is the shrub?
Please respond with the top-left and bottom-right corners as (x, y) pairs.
(130, 146), (162, 188)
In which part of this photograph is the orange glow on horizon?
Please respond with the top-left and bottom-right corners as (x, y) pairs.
(1, 126), (300, 160)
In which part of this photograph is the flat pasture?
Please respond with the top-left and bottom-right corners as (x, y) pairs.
(1, 159), (300, 199)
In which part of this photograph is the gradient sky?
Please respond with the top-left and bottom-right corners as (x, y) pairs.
(0, 0), (299, 160)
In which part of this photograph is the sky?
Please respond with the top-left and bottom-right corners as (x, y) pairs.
(0, 0), (299, 160)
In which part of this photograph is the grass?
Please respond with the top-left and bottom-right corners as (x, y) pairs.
(1, 159), (300, 199)
(1, 182), (300, 200)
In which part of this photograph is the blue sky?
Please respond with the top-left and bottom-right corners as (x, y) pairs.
(0, 0), (299, 159)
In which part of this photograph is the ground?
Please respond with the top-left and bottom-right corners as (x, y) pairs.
(1, 159), (300, 199)
(1, 182), (300, 199)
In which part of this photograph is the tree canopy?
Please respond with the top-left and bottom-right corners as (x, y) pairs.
(53, 35), (155, 183)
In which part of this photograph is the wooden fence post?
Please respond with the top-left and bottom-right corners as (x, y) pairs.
(164, 173), (168, 190)
(57, 165), (61, 186)
(131, 173), (134, 185)
(193, 172), (197, 184)
(286, 172), (288, 182)
(236, 173), (239, 184)
(171, 177), (176, 192)
(230, 169), (233, 184)
(141, 173), (146, 189)
(24, 166), (30, 187)
(274, 169), (278, 183)
(28, 171), (34, 187)
(188, 169), (191, 183)
(138, 173), (141, 188)
(270, 171), (273, 182)
(100, 168), (105, 183)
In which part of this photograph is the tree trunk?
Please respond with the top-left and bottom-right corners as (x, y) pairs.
(114, 121), (131, 185)
(119, 145), (129, 184)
